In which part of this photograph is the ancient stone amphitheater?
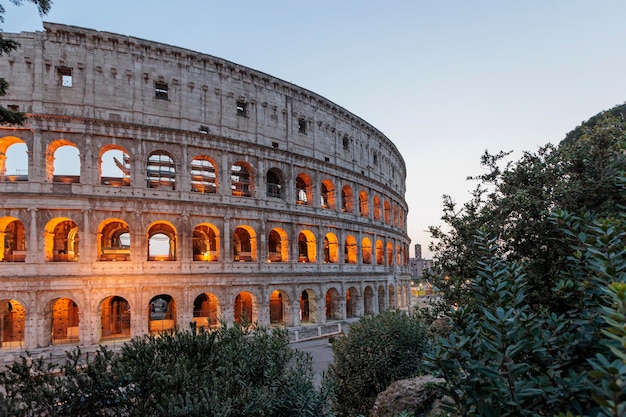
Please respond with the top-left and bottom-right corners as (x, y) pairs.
(0, 22), (410, 358)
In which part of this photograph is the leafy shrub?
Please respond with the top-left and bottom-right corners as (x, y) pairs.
(326, 310), (431, 417)
(0, 323), (332, 417)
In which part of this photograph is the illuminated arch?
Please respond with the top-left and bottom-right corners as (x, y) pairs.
(386, 241), (394, 265)
(0, 136), (28, 181)
(359, 190), (369, 217)
(234, 291), (257, 325)
(344, 235), (357, 264)
(46, 297), (80, 345)
(268, 228), (288, 262)
(147, 221), (177, 261)
(193, 292), (220, 329)
(269, 289), (290, 325)
(99, 296), (131, 342)
(362, 237), (372, 264)
(98, 219), (130, 261)
(320, 179), (336, 209)
(44, 218), (79, 262)
(147, 150), (176, 190)
(191, 155), (218, 193)
(0, 299), (26, 348)
(233, 225), (257, 262)
(346, 287), (358, 318)
(47, 140), (80, 183)
(0, 216), (26, 262)
(99, 145), (131, 186)
(393, 204), (399, 227)
(376, 239), (384, 265)
(324, 232), (339, 263)
(192, 223), (220, 261)
(148, 294), (176, 334)
(297, 230), (316, 263)
(384, 199), (392, 224)
(373, 195), (382, 221)
(299, 289), (318, 324)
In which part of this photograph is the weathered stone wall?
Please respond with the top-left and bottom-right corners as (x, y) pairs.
(0, 23), (411, 359)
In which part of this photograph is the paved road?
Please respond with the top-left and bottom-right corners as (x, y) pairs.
(291, 337), (334, 386)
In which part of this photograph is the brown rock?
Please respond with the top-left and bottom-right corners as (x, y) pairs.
(369, 375), (446, 417)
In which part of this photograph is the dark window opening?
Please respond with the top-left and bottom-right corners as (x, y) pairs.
(198, 125), (209, 134)
(155, 82), (169, 100)
(58, 67), (73, 87)
(373, 153), (378, 165)
(298, 119), (307, 134)
(272, 142), (279, 149)
(342, 136), (349, 151)
(236, 101), (248, 117)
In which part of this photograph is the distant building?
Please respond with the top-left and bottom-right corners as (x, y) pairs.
(410, 244), (432, 281)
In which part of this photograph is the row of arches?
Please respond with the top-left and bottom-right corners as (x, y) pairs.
(0, 283), (407, 348)
(0, 137), (406, 228)
(0, 216), (409, 265)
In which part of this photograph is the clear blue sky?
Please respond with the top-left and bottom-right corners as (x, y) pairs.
(4, 1), (626, 258)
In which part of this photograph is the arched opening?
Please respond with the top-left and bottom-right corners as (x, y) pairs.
(231, 162), (253, 197)
(344, 235), (357, 264)
(98, 220), (130, 261)
(388, 284), (396, 308)
(50, 298), (80, 345)
(320, 179), (335, 209)
(191, 156), (217, 193)
(325, 288), (342, 321)
(268, 228), (288, 262)
(193, 292), (219, 329)
(51, 142), (80, 183)
(0, 217), (26, 262)
(44, 218), (79, 262)
(341, 185), (354, 213)
(376, 240), (384, 265)
(149, 294), (176, 334)
(346, 287), (358, 318)
(0, 299), (25, 348)
(396, 243), (403, 266)
(378, 285), (386, 312)
(269, 290), (289, 325)
(192, 223), (219, 261)
(295, 173), (313, 205)
(0, 137), (28, 182)
(100, 296), (131, 342)
(324, 233), (339, 263)
(300, 289), (317, 324)
(393, 204), (399, 227)
(384, 199), (392, 224)
(364, 286), (375, 315)
(362, 237), (372, 264)
(298, 230), (316, 263)
(373, 195), (382, 221)
(147, 222), (176, 261)
(234, 291), (255, 325)
(359, 190), (369, 217)
(233, 226), (256, 262)
(266, 168), (283, 198)
(100, 146), (131, 186)
(387, 242), (394, 266)
(147, 151), (175, 190)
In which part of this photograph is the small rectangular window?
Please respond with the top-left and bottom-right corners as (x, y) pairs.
(58, 67), (73, 87)
(298, 119), (307, 134)
(342, 136), (350, 151)
(272, 142), (279, 149)
(236, 101), (248, 117)
(373, 153), (378, 165)
(155, 82), (169, 100)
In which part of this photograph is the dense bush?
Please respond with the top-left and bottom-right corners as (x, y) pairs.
(326, 310), (431, 417)
(0, 323), (332, 417)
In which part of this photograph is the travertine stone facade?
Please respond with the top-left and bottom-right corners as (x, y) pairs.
(0, 23), (410, 357)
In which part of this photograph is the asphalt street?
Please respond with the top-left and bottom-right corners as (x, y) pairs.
(291, 337), (334, 386)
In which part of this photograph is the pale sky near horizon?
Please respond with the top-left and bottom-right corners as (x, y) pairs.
(3, 1), (626, 258)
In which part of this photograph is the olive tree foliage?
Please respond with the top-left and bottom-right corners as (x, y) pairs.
(325, 310), (431, 417)
(427, 103), (626, 316)
(0, 323), (333, 417)
(0, 0), (52, 124)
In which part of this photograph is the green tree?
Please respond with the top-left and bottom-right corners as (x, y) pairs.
(0, 0), (52, 124)
(428, 103), (626, 314)
(326, 310), (431, 417)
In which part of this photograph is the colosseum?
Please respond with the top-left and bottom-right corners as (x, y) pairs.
(0, 22), (410, 358)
